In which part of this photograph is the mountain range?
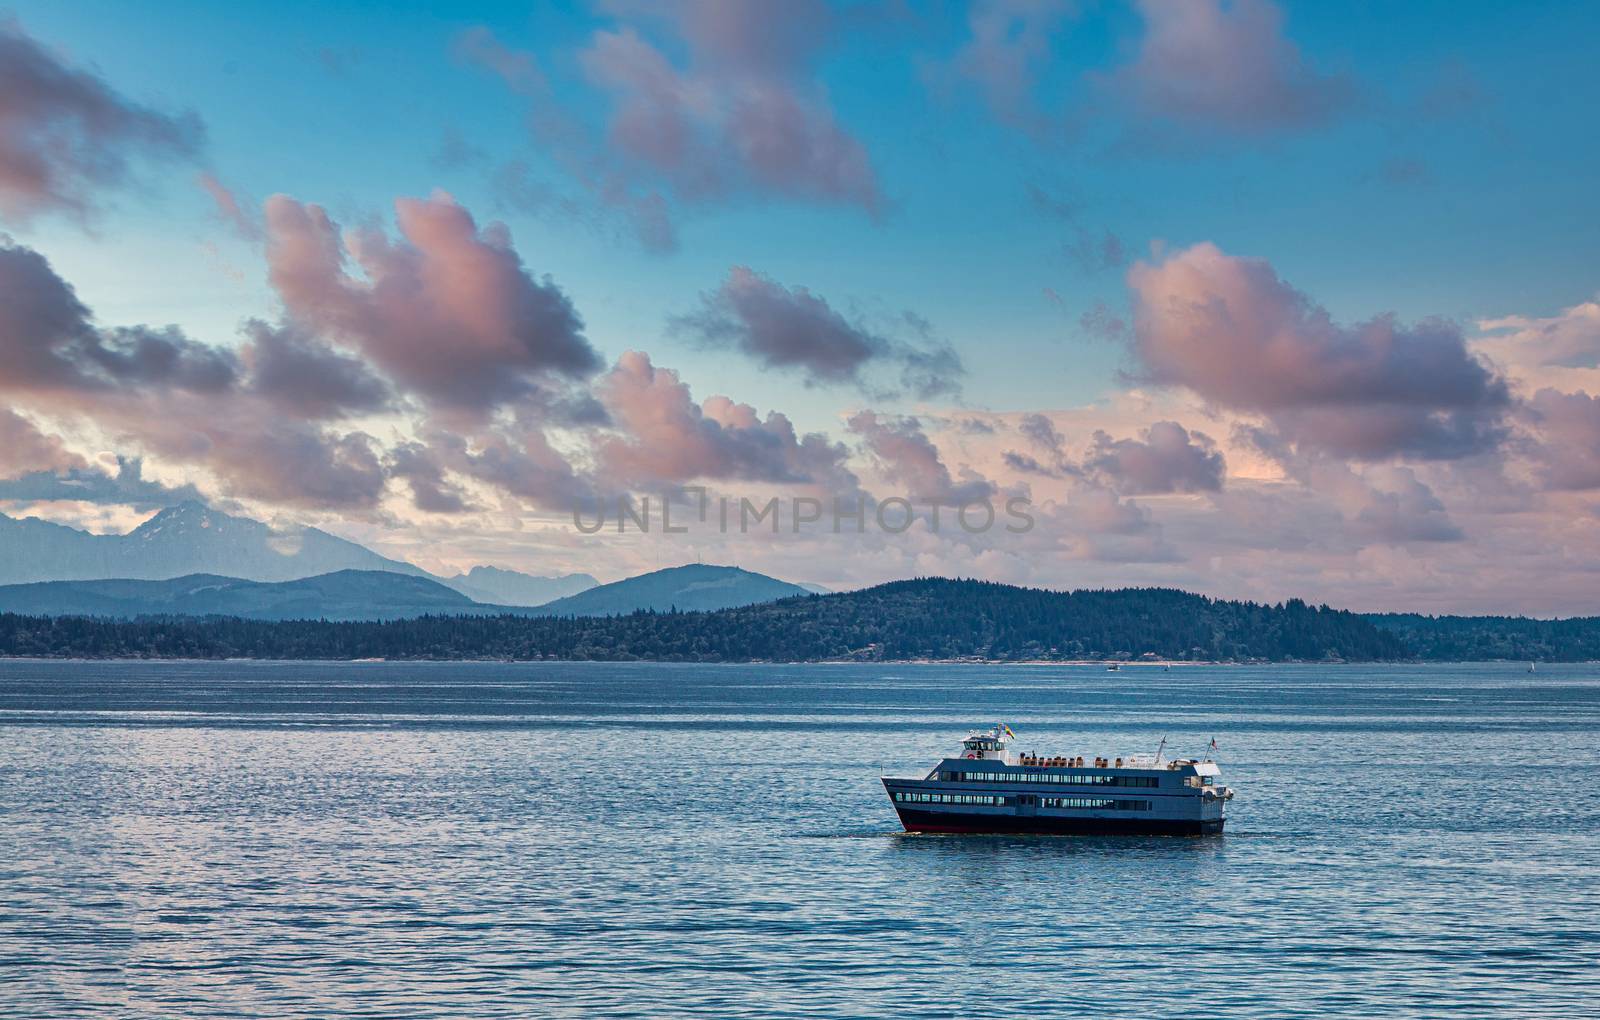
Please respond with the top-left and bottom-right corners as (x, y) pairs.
(0, 503), (816, 620)
(0, 502), (423, 584)
(0, 563), (815, 622)
(0, 571), (499, 622)
(0, 502), (592, 604)
(443, 565), (597, 606)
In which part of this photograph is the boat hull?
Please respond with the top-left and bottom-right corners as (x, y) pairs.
(894, 807), (1223, 836)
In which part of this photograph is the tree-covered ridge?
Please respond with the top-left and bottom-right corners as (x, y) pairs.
(1367, 613), (1600, 662)
(0, 578), (1410, 662)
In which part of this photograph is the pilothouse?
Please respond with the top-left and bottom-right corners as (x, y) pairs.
(883, 725), (1232, 835)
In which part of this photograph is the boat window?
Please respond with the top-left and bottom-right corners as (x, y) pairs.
(949, 770), (1159, 787)
(893, 791), (1004, 806)
(1041, 798), (1152, 811)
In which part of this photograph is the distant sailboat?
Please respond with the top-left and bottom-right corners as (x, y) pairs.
(1528, 662), (1537, 673)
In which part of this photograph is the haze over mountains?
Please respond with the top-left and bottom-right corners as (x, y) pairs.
(0, 571), (498, 622)
(0, 566), (816, 621)
(0, 503), (592, 605)
(0, 503), (424, 585)
(0, 503), (818, 620)
(443, 566), (597, 607)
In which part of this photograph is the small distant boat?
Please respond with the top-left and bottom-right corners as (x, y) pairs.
(1528, 662), (1536, 673)
(1106, 664), (1120, 671)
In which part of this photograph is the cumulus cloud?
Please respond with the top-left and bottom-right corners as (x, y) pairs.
(240, 319), (392, 420)
(264, 191), (601, 414)
(1112, 0), (1355, 137)
(1347, 466), (1464, 544)
(1053, 484), (1181, 563)
(0, 408), (84, 477)
(1003, 411), (1078, 478)
(847, 410), (995, 504)
(457, 5), (881, 250)
(91, 387), (390, 511)
(0, 236), (395, 511)
(1127, 242), (1511, 460)
(1478, 299), (1600, 371)
(387, 441), (473, 514)
(1085, 421), (1224, 494)
(933, 0), (1076, 131)
(671, 266), (962, 397)
(0, 240), (238, 394)
(1525, 388), (1600, 491)
(598, 350), (859, 492)
(415, 425), (590, 512)
(0, 19), (203, 223)
(579, 11), (881, 211)
(1239, 426), (1463, 544)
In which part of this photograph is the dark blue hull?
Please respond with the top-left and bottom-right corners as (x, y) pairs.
(894, 807), (1223, 836)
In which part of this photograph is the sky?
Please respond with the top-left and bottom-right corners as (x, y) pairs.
(1, 0), (1599, 614)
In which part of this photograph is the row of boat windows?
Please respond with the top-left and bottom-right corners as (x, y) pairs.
(894, 792), (1006, 806)
(937, 770), (1160, 788)
(893, 792), (1153, 812)
(1042, 798), (1152, 811)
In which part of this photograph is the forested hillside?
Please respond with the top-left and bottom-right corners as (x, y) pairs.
(0, 578), (1408, 662)
(1368, 613), (1600, 661)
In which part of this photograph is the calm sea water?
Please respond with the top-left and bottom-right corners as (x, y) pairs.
(2, 660), (1597, 1018)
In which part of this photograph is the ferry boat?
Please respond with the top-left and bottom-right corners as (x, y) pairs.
(883, 725), (1232, 836)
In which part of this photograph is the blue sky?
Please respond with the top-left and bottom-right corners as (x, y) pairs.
(14, 0), (1599, 420)
(3, 1), (1600, 611)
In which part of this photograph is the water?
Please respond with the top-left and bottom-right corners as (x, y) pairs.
(2, 660), (1597, 1018)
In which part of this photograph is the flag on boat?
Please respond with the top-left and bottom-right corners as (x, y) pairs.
(1209, 737), (1219, 751)
(1002, 724), (1015, 740)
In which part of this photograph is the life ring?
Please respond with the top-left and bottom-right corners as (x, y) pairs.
(965, 752), (977, 759)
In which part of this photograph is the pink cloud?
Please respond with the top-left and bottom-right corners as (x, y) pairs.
(1112, 0), (1355, 136)
(0, 408), (85, 477)
(1127, 242), (1510, 459)
(1526, 388), (1600, 491)
(197, 172), (259, 240)
(935, 0), (1076, 131)
(0, 240), (237, 395)
(597, 350), (858, 491)
(264, 191), (601, 414)
(847, 410), (995, 504)
(672, 266), (962, 397)
(1086, 421), (1224, 494)
(578, 17), (881, 213)
(240, 319), (391, 420)
(1478, 300), (1600, 371)
(0, 19), (202, 224)
(458, 4), (882, 251)
(0, 236), (395, 511)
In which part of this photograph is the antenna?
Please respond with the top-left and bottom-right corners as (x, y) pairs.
(1154, 735), (1167, 765)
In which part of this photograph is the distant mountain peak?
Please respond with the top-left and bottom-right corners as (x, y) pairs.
(0, 503), (428, 586)
(132, 502), (235, 538)
(532, 562), (808, 616)
(442, 564), (598, 607)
